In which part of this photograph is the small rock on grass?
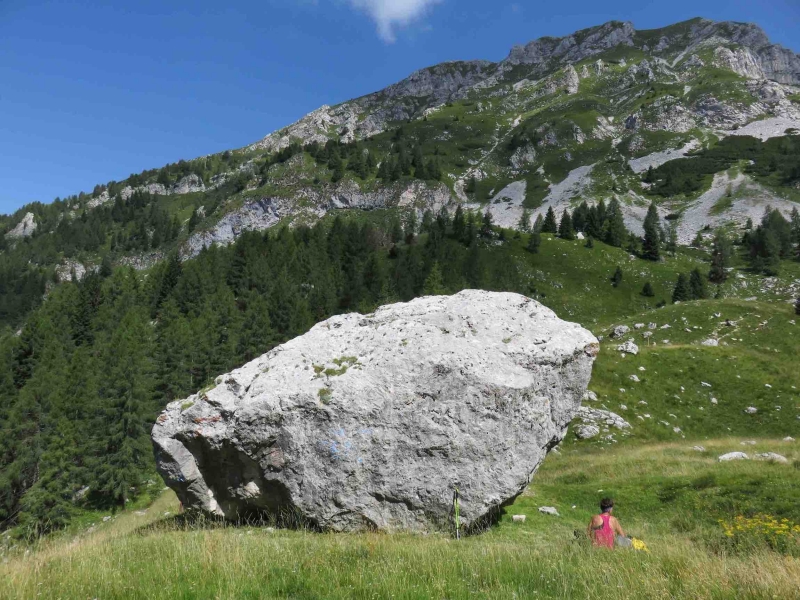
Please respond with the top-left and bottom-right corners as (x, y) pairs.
(784, 437), (795, 442)
(512, 514), (527, 523)
(539, 506), (560, 516)
(754, 453), (788, 464)
(744, 407), (758, 414)
(691, 446), (706, 452)
(719, 452), (749, 462)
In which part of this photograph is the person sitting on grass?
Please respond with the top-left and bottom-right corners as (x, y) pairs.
(587, 497), (625, 548)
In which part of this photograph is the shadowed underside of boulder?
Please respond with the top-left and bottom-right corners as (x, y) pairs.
(152, 290), (598, 532)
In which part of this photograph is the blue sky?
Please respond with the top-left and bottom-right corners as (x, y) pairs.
(1, 0), (798, 214)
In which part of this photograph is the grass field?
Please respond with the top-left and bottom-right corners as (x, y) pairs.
(3, 232), (799, 599)
(2, 441), (798, 599)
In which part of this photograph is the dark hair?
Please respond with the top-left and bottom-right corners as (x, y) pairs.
(600, 498), (614, 512)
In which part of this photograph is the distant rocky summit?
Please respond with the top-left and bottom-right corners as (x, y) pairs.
(152, 290), (598, 532)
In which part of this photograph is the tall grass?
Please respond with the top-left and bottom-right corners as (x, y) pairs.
(2, 440), (799, 599)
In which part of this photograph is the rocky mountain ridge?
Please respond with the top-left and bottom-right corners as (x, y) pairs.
(3, 16), (800, 277)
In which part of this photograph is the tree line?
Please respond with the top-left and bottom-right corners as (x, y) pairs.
(0, 208), (528, 538)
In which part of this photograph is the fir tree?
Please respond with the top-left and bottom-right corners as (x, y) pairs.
(481, 211), (494, 238)
(611, 266), (623, 288)
(641, 282), (655, 297)
(404, 212), (417, 244)
(672, 273), (691, 303)
(708, 232), (731, 284)
(533, 214), (544, 233)
(526, 231), (541, 254)
(187, 207), (201, 233)
(642, 202), (661, 261)
(542, 207), (558, 234)
(97, 309), (152, 508)
(422, 262), (446, 295)
(558, 210), (575, 240)
(518, 209), (531, 232)
(604, 199), (627, 248)
(689, 268), (708, 300)
(452, 205), (466, 241)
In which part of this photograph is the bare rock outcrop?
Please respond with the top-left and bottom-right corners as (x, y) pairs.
(152, 291), (598, 532)
(5, 212), (37, 239)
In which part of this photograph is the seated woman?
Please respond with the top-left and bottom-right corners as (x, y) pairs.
(587, 497), (625, 548)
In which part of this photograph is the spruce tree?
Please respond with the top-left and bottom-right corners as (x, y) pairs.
(526, 231), (541, 254)
(672, 273), (691, 303)
(665, 221), (678, 255)
(642, 202), (661, 261)
(97, 309), (152, 508)
(708, 232), (731, 284)
(558, 210), (575, 240)
(611, 266), (623, 288)
(518, 209), (531, 232)
(404, 212), (417, 244)
(422, 262), (446, 295)
(604, 199), (627, 248)
(452, 205), (466, 241)
(641, 282), (655, 297)
(481, 211), (494, 238)
(689, 268), (708, 299)
(542, 207), (558, 234)
(533, 214), (544, 233)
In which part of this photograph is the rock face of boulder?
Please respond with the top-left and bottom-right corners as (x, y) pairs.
(152, 290), (598, 532)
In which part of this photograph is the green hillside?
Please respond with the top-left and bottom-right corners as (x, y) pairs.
(2, 439), (798, 599)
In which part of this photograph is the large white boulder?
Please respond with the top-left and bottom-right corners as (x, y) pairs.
(152, 291), (598, 532)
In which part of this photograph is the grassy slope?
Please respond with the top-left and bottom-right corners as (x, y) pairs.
(2, 442), (798, 599)
(3, 234), (799, 599)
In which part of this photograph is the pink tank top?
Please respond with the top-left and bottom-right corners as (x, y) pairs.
(594, 513), (615, 548)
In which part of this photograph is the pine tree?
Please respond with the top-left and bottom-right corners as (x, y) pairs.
(419, 210), (434, 234)
(481, 211), (494, 238)
(452, 205), (466, 241)
(558, 210), (574, 240)
(188, 207), (201, 233)
(97, 309), (152, 507)
(465, 176), (477, 195)
(672, 273), (691, 303)
(642, 202), (661, 261)
(611, 266), (623, 288)
(526, 231), (541, 254)
(404, 212), (418, 245)
(518, 209), (531, 232)
(688, 268), (708, 300)
(641, 282), (655, 297)
(665, 221), (678, 255)
(422, 262), (446, 295)
(708, 232), (731, 284)
(604, 199), (627, 248)
(542, 207), (558, 234)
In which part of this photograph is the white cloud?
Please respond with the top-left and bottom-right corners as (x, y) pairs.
(347, 0), (442, 43)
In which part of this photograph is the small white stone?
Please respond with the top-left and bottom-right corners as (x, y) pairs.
(718, 452), (749, 462)
(754, 453), (788, 464)
(538, 506), (560, 516)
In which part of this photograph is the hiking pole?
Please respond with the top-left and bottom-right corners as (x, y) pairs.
(453, 487), (460, 540)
